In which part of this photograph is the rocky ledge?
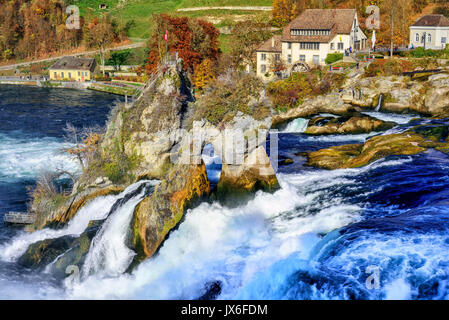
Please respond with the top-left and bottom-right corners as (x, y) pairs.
(273, 71), (449, 127)
(304, 113), (395, 135)
(307, 122), (449, 170)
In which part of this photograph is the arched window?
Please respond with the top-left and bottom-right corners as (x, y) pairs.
(428, 33), (432, 43)
(416, 33), (419, 42)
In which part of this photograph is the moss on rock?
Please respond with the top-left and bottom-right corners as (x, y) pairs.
(131, 163), (210, 263)
(307, 124), (449, 170)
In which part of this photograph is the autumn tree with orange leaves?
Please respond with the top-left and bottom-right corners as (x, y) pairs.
(272, 0), (299, 27)
(193, 58), (216, 90)
(145, 14), (219, 74)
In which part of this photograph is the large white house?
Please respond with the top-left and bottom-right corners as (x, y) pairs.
(256, 8), (367, 79)
(409, 14), (449, 50)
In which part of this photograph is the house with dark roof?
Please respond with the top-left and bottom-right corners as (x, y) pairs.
(256, 9), (367, 78)
(409, 14), (449, 50)
(49, 57), (97, 81)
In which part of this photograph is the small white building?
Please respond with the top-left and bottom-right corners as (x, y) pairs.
(256, 8), (367, 79)
(409, 14), (449, 50)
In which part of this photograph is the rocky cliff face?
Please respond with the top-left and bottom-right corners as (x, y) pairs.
(341, 73), (449, 116)
(273, 72), (449, 126)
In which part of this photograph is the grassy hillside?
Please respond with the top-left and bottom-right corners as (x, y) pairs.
(70, 0), (273, 39)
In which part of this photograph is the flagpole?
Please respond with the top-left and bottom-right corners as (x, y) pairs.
(164, 29), (168, 64)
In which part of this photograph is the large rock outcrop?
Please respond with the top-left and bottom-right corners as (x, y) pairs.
(304, 114), (395, 135)
(307, 122), (449, 170)
(26, 62), (279, 270)
(273, 72), (449, 127)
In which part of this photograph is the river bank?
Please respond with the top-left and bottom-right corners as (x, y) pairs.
(0, 78), (141, 96)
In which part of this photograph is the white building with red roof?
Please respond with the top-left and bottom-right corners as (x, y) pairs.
(256, 9), (367, 79)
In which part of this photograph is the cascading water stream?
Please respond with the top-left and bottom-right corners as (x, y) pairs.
(81, 180), (159, 278)
(0, 180), (154, 263)
(375, 94), (383, 112)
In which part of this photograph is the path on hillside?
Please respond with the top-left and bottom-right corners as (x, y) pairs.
(0, 42), (145, 71)
(177, 6), (272, 11)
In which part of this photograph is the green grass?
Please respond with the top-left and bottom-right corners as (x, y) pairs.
(179, 0), (271, 7)
(71, 0), (273, 39)
(218, 34), (233, 53)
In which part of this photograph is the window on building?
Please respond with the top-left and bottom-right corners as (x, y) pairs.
(275, 54), (280, 62)
(416, 33), (419, 42)
(288, 54), (292, 64)
(54, 72), (57, 78)
(428, 33), (431, 43)
(78, 71), (80, 76)
(300, 55), (305, 62)
(288, 43), (292, 49)
(299, 42), (319, 50)
(330, 43), (335, 50)
(261, 65), (266, 73)
(338, 42), (344, 50)
(261, 53), (267, 61)
(442, 37), (447, 44)
(313, 55), (319, 65)
(68, 72), (71, 79)
(61, 72), (64, 78)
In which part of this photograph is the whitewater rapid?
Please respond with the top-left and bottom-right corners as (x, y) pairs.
(0, 181), (151, 262)
(65, 158), (414, 299)
(0, 132), (79, 182)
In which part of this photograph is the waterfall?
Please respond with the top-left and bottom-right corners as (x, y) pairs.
(283, 118), (310, 133)
(375, 94), (383, 112)
(0, 180), (156, 262)
(82, 180), (159, 278)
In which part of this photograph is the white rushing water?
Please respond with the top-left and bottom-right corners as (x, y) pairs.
(0, 156), (421, 300)
(65, 158), (414, 299)
(0, 132), (78, 181)
(0, 181), (151, 262)
(82, 180), (159, 278)
(282, 118), (310, 133)
(362, 111), (416, 125)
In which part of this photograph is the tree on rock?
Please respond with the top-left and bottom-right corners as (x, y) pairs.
(193, 58), (216, 91)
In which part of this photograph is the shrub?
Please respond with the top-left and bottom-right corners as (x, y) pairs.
(267, 71), (346, 110)
(192, 70), (268, 125)
(325, 53), (343, 65)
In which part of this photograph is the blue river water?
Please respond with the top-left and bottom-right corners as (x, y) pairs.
(0, 84), (448, 299)
(0, 85), (121, 240)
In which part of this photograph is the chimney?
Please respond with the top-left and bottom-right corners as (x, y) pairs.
(272, 37), (275, 48)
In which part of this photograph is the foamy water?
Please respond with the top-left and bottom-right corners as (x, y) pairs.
(0, 132), (79, 181)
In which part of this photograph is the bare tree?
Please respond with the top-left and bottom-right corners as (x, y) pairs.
(61, 123), (103, 170)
